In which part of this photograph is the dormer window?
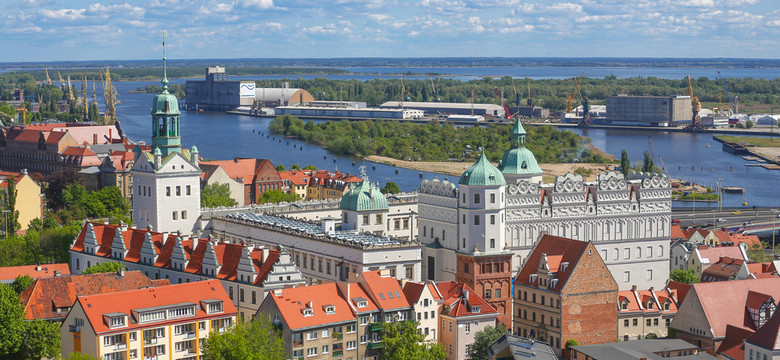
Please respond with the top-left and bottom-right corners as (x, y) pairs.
(202, 299), (223, 314)
(168, 306), (195, 319)
(358, 301), (367, 308)
(105, 313), (127, 329)
(472, 306), (481, 313)
(323, 305), (336, 315)
(302, 308), (314, 317)
(529, 274), (538, 284)
(647, 301), (654, 310)
(664, 301), (670, 311)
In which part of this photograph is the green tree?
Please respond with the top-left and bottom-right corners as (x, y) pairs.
(290, 164), (302, 171)
(642, 151), (655, 173)
(747, 243), (772, 263)
(275, 164), (285, 171)
(303, 164), (318, 170)
(669, 269), (700, 284)
(18, 319), (61, 360)
(620, 149), (630, 177)
(565, 339), (579, 350)
(381, 320), (446, 360)
(466, 324), (506, 360)
(380, 181), (401, 195)
(1, 176), (21, 235)
(746, 120), (754, 129)
(82, 262), (124, 275)
(201, 183), (238, 208)
(201, 316), (286, 360)
(68, 352), (99, 360)
(0, 284), (24, 357)
(258, 189), (299, 204)
(11, 275), (33, 295)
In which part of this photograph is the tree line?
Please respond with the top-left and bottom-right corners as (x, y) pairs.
(269, 115), (607, 164)
(254, 75), (780, 110)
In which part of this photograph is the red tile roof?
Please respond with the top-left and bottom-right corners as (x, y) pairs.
(72, 222), (287, 286)
(402, 281), (442, 305)
(618, 288), (679, 314)
(717, 324), (753, 360)
(267, 283), (356, 330)
(667, 281), (692, 304)
(346, 283), (379, 313)
(360, 270), (411, 311)
(702, 257), (746, 282)
(77, 279), (236, 334)
(686, 278), (780, 338)
(437, 281), (497, 318)
(200, 158), (279, 185)
(513, 234), (590, 293)
(746, 306), (780, 351)
(671, 225), (687, 239)
(697, 245), (747, 265)
(732, 233), (763, 249)
(19, 270), (160, 320)
(279, 171), (310, 186)
(0, 264), (70, 282)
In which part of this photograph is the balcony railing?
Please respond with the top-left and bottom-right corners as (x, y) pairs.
(332, 332), (343, 340)
(143, 338), (157, 345)
(367, 341), (382, 350)
(368, 323), (383, 332)
(183, 331), (196, 339)
(332, 349), (343, 357)
(293, 339), (304, 347)
(113, 343), (128, 351)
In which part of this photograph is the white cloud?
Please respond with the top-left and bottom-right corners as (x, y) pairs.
(236, 0), (275, 10)
(678, 0), (715, 7)
(408, 30), (419, 37)
(370, 14), (390, 21)
(303, 21), (353, 35)
(38, 8), (86, 21)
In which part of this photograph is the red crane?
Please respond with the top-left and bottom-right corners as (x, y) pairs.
(495, 87), (511, 119)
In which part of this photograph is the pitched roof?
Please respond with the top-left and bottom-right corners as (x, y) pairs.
(717, 324), (753, 360)
(267, 283), (356, 330)
(702, 257), (746, 281)
(746, 306), (780, 351)
(77, 279), (236, 334)
(0, 263), (70, 282)
(71, 222), (290, 286)
(437, 281), (497, 318)
(200, 158), (279, 185)
(513, 234), (590, 293)
(685, 278), (780, 338)
(359, 270), (411, 311)
(667, 281), (692, 304)
(697, 245), (746, 265)
(20, 270), (160, 320)
(402, 281), (442, 305)
(618, 288), (679, 314)
(671, 225), (688, 239)
(279, 171), (310, 186)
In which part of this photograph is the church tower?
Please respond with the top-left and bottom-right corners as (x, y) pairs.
(150, 32), (181, 158)
(131, 33), (201, 236)
(455, 151), (513, 327)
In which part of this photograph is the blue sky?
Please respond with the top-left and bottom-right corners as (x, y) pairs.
(2, 0), (779, 62)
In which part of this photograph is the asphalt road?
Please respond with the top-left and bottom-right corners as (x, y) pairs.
(671, 207), (780, 230)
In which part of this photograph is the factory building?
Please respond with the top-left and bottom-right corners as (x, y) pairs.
(185, 66), (255, 111)
(379, 101), (505, 118)
(275, 106), (424, 120)
(254, 83), (314, 108)
(508, 105), (549, 118)
(605, 95), (693, 127)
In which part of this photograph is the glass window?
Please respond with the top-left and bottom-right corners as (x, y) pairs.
(474, 193), (480, 204)
(186, 185), (191, 196)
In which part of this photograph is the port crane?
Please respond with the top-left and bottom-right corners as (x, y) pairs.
(103, 67), (120, 125)
(566, 73), (584, 113)
(527, 78), (533, 107)
(429, 78), (439, 102)
(684, 75), (704, 131)
(44, 69), (52, 86)
(716, 71), (738, 115)
(494, 87), (511, 119)
(648, 136), (670, 178)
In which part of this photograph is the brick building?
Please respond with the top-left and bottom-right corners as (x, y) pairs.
(513, 235), (618, 357)
(200, 158), (284, 205)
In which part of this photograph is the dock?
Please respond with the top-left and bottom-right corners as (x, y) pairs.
(721, 187), (745, 194)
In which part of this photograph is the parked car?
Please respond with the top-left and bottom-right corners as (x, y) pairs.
(672, 219), (681, 223)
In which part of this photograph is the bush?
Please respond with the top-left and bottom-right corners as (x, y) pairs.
(565, 339), (579, 350)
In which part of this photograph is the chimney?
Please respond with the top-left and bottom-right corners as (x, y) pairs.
(273, 289), (283, 296)
(261, 247), (270, 263)
(93, 133), (98, 145)
(109, 128), (112, 141)
(307, 301), (313, 308)
(35, 264), (42, 272)
(464, 290), (470, 300)
(631, 285), (637, 292)
(118, 267), (125, 277)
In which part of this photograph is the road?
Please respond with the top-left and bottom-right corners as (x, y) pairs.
(671, 207), (780, 231)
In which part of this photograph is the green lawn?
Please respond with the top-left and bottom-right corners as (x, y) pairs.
(717, 135), (780, 148)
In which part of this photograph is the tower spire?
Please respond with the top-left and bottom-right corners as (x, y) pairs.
(162, 30), (169, 92)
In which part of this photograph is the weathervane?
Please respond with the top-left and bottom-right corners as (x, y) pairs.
(161, 30), (168, 91)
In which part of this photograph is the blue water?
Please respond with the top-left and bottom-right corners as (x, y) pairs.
(100, 73), (780, 207)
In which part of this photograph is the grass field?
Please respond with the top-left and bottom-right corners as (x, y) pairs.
(716, 135), (780, 148)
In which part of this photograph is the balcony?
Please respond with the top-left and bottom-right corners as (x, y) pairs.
(332, 332), (343, 340)
(367, 341), (382, 350)
(293, 339), (303, 347)
(294, 357), (304, 360)
(143, 338), (157, 345)
(113, 343), (128, 351)
(183, 332), (196, 339)
(368, 323), (383, 332)
(332, 349), (343, 357)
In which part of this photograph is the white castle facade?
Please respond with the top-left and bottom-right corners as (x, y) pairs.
(417, 120), (671, 290)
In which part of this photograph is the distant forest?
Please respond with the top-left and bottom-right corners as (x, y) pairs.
(2, 57), (779, 70)
(254, 76), (780, 110)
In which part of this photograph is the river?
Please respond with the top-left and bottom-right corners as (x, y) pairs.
(102, 73), (778, 208)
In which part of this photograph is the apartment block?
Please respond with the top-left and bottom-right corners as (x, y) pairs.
(60, 279), (237, 360)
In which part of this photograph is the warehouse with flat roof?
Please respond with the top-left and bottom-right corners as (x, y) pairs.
(605, 95), (693, 127)
(379, 101), (505, 117)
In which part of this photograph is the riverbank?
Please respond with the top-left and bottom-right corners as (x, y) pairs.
(365, 155), (614, 181)
(714, 135), (780, 166)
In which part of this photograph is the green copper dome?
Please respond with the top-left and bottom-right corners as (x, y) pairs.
(340, 180), (389, 212)
(151, 91), (180, 116)
(499, 119), (543, 176)
(459, 152), (506, 186)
